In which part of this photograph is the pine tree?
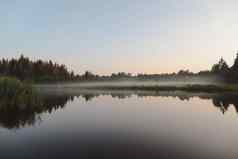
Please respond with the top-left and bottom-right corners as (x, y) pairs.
(212, 58), (229, 74)
(231, 53), (238, 71)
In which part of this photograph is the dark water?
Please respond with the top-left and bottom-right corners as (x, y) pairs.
(1, 90), (238, 159)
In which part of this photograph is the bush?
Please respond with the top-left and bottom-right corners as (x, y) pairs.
(0, 76), (40, 110)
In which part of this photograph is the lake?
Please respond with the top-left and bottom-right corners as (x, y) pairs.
(0, 89), (238, 159)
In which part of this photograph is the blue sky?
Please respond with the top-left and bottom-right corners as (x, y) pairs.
(1, 0), (238, 74)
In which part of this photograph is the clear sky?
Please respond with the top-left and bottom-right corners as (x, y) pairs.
(1, 0), (238, 75)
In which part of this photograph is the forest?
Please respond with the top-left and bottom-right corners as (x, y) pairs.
(0, 53), (238, 83)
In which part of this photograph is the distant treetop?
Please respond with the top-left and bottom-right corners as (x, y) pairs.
(1, 52), (238, 83)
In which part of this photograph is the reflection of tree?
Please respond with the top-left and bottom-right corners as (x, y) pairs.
(139, 92), (238, 114)
(42, 95), (73, 113)
(80, 93), (133, 101)
(212, 95), (238, 114)
(111, 94), (132, 99)
(78, 92), (238, 115)
(2, 91), (238, 129)
(0, 94), (73, 129)
(177, 95), (190, 101)
(81, 94), (98, 102)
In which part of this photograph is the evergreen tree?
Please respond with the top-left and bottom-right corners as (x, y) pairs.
(212, 58), (229, 74)
(0, 55), (77, 82)
(231, 53), (238, 71)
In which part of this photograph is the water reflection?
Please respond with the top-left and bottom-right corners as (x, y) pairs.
(76, 91), (238, 115)
(1, 90), (238, 129)
(0, 94), (74, 129)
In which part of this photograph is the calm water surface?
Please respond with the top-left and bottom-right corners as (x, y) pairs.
(0, 90), (238, 159)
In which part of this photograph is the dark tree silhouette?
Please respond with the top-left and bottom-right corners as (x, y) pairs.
(1, 52), (238, 83)
(211, 58), (230, 74)
(231, 53), (238, 71)
(0, 55), (77, 82)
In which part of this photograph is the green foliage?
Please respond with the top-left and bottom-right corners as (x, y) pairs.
(0, 77), (40, 110)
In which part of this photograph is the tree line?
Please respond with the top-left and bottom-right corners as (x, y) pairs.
(1, 53), (238, 83)
(0, 55), (76, 82)
(211, 53), (238, 82)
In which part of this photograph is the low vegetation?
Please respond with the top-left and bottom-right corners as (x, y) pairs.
(81, 84), (238, 93)
(0, 77), (40, 110)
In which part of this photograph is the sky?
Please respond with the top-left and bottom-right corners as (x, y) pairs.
(1, 0), (238, 75)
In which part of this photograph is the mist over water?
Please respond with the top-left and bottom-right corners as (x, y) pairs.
(36, 76), (221, 89)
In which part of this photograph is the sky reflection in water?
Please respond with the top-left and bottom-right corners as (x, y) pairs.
(0, 91), (238, 159)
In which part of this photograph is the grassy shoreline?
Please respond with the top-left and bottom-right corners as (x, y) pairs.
(0, 77), (40, 108)
(80, 84), (238, 92)
(35, 83), (238, 93)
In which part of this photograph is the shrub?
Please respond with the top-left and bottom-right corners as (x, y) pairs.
(0, 76), (40, 110)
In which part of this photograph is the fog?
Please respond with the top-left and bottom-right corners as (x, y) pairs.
(36, 76), (222, 89)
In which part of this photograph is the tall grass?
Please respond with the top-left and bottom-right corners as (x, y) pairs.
(0, 77), (40, 110)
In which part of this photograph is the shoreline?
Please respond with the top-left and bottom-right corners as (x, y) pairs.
(35, 84), (238, 93)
